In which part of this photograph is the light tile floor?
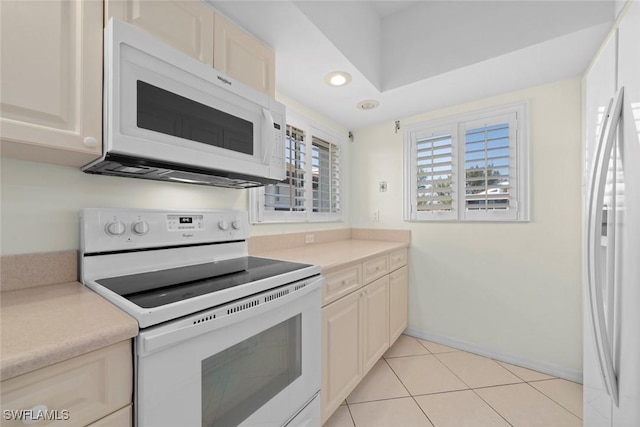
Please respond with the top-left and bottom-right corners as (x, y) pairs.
(323, 334), (583, 427)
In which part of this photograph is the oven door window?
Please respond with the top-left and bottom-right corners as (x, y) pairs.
(136, 80), (254, 155)
(201, 314), (302, 427)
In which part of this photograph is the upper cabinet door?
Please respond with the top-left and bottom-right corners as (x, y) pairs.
(0, 0), (103, 166)
(106, 0), (214, 65)
(214, 13), (276, 97)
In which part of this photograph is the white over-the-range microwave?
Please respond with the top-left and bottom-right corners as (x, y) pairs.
(83, 18), (286, 189)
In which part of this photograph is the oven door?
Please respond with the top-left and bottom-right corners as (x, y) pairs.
(135, 277), (321, 427)
(105, 18), (285, 181)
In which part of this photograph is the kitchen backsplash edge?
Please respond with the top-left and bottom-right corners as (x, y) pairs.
(1, 250), (78, 292)
(248, 228), (410, 254)
(1, 229), (411, 292)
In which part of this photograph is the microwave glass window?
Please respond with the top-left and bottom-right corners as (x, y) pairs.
(136, 81), (254, 155)
(201, 314), (302, 427)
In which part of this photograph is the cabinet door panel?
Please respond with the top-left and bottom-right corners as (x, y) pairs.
(1, 341), (132, 427)
(321, 291), (361, 424)
(106, 0), (214, 65)
(214, 13), (275, 97)
(0, 0), (102, 165)
(389, 266), (409, 344)
(87, 405), (132, 427)
(362, 276), (389, 374)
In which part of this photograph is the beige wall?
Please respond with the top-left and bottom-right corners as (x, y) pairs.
(0, 95), (350, 255)
(0, 79), (582, 376)
(349, 79), (583, 376)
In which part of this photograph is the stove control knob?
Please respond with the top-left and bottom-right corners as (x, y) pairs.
(218, 220), (229, 231)
(231, 220), (241, 230)
(105, 220), (126, 236)
(132, 221), (149, 236)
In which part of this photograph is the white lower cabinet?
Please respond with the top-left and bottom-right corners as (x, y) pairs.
(321, 249), (408, 423)
(0, 341), (132, 427)
(389, 265), (409, 344)
(321, 288), (362, 418)
(362, 276), (390, 374)
(87, 405), (132, 427)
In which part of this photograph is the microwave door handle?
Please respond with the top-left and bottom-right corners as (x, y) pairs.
(587, 87), (623, 407)
(262, 108), (275, 163)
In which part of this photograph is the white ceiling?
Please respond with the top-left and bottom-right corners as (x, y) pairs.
(209, 1), (616, 131)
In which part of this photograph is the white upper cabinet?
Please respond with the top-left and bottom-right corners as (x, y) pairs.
(105, 0), (214, 65)
(213, 13), (276, 97)
(106, 0), (276, 97)
(0, 0), (103, 166)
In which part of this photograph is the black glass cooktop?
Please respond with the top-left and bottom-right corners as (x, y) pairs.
(96, 256), (312, 309)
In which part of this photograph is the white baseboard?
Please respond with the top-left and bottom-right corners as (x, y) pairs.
(404, 327), (583, 384)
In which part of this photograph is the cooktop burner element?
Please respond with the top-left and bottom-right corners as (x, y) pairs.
(96, 256), (312, 308)
(80, 208), (321, 328)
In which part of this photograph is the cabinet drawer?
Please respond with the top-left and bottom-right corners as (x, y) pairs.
(389, 249), (408, 271)
(1, 341), (132, 427)
(323, 264), (362, 306)
(363, 255), (389, 284)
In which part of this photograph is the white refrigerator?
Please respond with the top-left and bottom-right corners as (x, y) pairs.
(583, 1), (640, 426)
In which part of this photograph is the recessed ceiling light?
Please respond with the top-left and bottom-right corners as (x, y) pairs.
(324, 71), (352, 87)
(357, 100), (380, 111)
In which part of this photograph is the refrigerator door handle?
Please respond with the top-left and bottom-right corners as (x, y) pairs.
(587, 87), (624, 407)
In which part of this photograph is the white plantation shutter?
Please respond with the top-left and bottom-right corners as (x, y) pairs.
(264, 125), (306, 212)
(410, 125), (457, 220)
(404, 103), (528, 222)
(250, 110), (344, 223)
(312, 136), (340, 214)
(462, 113), (518, 220)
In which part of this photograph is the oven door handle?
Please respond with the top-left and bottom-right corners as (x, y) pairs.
(139, 277), (322, 356)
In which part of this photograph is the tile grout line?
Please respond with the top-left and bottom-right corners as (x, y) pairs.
(352, 336), (580, 426)
(382, 356), (414, 397)
(415, 338), (519, 427)
(384, 347), (514, 426)
(344, 402), (357, 427)
(470, 388), (515, 427)
(383, 351), (436, 426)
(525, 381), (583, 421)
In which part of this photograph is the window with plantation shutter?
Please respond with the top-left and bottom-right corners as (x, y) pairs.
(250, 110), (344, 223)
(312, 136), (340, 214)
(264, 125), (307, 212)
(414, 128), (456, 219)
(463, 114), (518, 220)
(404, 102), (528, 222)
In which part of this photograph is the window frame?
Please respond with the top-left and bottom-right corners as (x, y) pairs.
(250, 109), (344, 224)
(404, 102), (530, 222)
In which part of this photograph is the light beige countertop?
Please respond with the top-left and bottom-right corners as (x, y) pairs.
(253, 239), (409, 274)
(0, 251), (138, 381)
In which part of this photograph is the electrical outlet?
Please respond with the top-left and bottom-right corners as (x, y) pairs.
(379, 181), (388, 192)
(372, 210), (380, 222)
(305, 234), (315, 244)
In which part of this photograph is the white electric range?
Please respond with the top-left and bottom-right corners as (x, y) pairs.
(80, 208), (322, 427)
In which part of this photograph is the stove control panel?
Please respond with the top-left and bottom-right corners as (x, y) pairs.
(80, 208), (249, 254)
(167, 214), (204, 232)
